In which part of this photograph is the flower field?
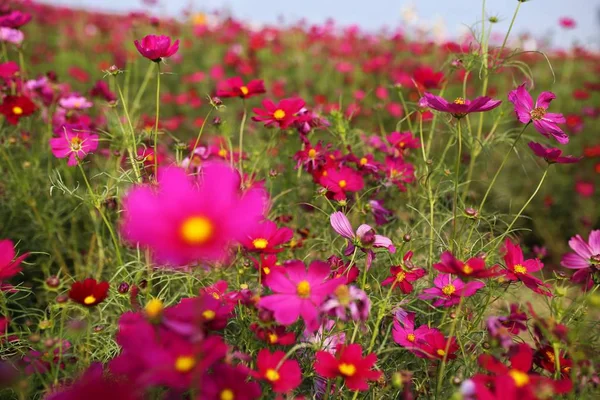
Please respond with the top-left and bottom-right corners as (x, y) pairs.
(0, 1), (599, 399)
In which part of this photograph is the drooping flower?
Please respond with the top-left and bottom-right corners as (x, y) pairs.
(216, 76), (266, 99)
(419, 92), (501, 119)
(560, 230), (600, 282)
(252, 349), (301, 394)
(0, 95), (36, 125)
(49, 129), (99, 166)
(240, 220), (294, 253)
(258, 260), (343, 332)
(434, 251), (501, 279)
(419, 274), (484, 307)
(501, 239), (552, 296)
(528, 142), (581, 164)
(330, 211), (395, 269)
(120, 164), (267, 266)
(314, 344), (382, 391)
(321, 284), (371, 322)
(134, 34), (179, 62)
(319, 167), (365, 201)
(0, 239), (27, 292)
(68, 278), (109, 307)
(381, 251), (426, 294)
(252, 97), (305, 129)
(200, 363), (261, 400)
(508, 84), (568, 144)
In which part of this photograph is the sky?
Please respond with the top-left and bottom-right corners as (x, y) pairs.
(43, 0), (600, 48)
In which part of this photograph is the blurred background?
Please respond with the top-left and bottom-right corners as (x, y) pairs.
(42, 0), (600, 48)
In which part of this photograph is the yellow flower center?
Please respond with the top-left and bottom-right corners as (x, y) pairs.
(509, 369), (530, 387)
(268, 333), (278, 344)
(192, 13), (206, 25)
(202, 309), (216, 320)
(396, 271), (406, 282)
(296, 280), (311, 298)
(240, 86), (249, 96)
(513, 264), (527, 274)
(437, 349), (446, 357)
(212, 292), (220, 300)
(252, 238), (269, 249)
(218, 148), (228, 158)
(442, 284), (456, 296)
(546, 351), (555, 363)
(265, 368), (280, 382)
(12, 106), (23, 115)
(338, 363), (356, 376)
(273, 109), (286, 120)
(338, 180), (347, 188)
(70, 136), (82, 150)
(359, 157), (368, 166)
(453, 97), (465, 105)
(263, 266), (271, 275)
(220, 389), (234, 400)
(174, 356), (196, 373)
(399, 141), (406, 148)
(463, 265), (473, 275)
(145, 298), (164, 319)
(83, 295), (96, 305)
(407, 333), (415, 342)
(530, 107), (546, 121)
(308, 148), (317, 158)
(335, 284), (351, 306)
(180, 216), (214, 245)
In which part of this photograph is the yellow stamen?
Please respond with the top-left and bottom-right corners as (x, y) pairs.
(83, 295), (96, 305)
(530, 107), (546, 121)
(296, 280), (311, 298)
(240, 86), (249, 96)
(453, 97), (465, 105)
(268, 333), (278, 344)
(437, 349), (446, 357)
(12, 106), (23, 115)
(335, 285), (351, 306)
(273, 109), (286, 120)
(338, 180), (347, 188)
(338, 363), (356, 376)
(265, 369), (280, 382)
(308, 148), (317, 158)
(174, 356), (196, 373)
(220, 389), (234, 400)
(442, 284), (456, 296)
(180, 216), (214, 245)
(145, 298), (164, 319)
(509, 369), (530, 387)
(359, 157), (368, 166)
(407, 333), (415, 342)
(252, 238), (269, 249)
(396, 271), (406, 282)
(218, 148), (228, 158)
(202, 310), (216, 320)
(513, 264), (527, 274)
(263, 267), (271, 275)
(463, 265), (473, 274)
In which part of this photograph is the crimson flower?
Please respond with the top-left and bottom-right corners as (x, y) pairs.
(419, 274), (484, 307)
(501, 239), (552, 297)
(434, 251), (501, 279)
(420, 92), (501, 119)
(418, 330), (459, 360)
(252, 97), (305, 129)
(68, 278), (109, 307)
(240, 219), (294, 253)
(319, 166), (365, 201)
(527, 142), (581, 164)
(0, 95), (36, 125)
(381, 252), (426, 294)
(200, 363), (261, 400)
(216, 76), (265, 99)
(314, 344), (382, 391)
(252, 349), (301, 393)
(134, 34), (179, 62)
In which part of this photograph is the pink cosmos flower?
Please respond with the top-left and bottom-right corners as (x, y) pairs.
(134, 34), (179, 62)
(420, 92), (501, 119)
(258, 260), (343, 332)
(508, 84), (568, 144)
(59, 95), (93, 110)
(321, 284), (371, 322)
(392, 312), (432, 351)
(384, 157), (416, 191)
(216, 76), (266, 99)
(319, 166), (365, 200)
(120, 164), (267, 266)
(434, 251), (500, 279)
(419, 274), (484, 307)
(252, 349), (301, 393)
(501, 239), (552, 296)
(0, 239), (27, 292)
(381, 251), (426, 294)
(314, 343), (382, 391)
(561, 230), (600, 282)
(330, 211), (395, 268)
(0, 27), (23, 46)
(386, 131), (420, 153)
(0, 10), (31, 29)
(418, 330), (459, 360)
(528, 142), (581, 164)
(49, 129), (99, 166)
(240, 219), (294, 253)
(252, 97), (305, 129)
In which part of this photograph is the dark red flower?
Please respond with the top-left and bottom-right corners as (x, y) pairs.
(0, 95), (36, 125)
(314, 343), (382, 391)
(68, 278), (109, 307)
(252, 97), (305, 129)
(216, 76), (266, 99)
(434, 251), (501, 279)
(252, 349), (301, 393)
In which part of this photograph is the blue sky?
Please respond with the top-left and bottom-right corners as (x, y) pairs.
(44, 0), (599, 48)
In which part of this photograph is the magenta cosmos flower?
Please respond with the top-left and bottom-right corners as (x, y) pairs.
(319, 166), (365, 201)
(134, 34), (179, 62)
(420, 92), (501, 119)
(121, 163), (267, 266)
(528, 142), (581, 164)
(216, 76), (266, 99)
(330, 211), (395, 268)
(561, 230), (600, 277)
(49, 129), (99, 166)
(501, 239), (552, 297)
(258, 260), (344, 332)
(240, 219), (294, 253)
(392, 312), (431, 351)
(434, 251), (500, 279)
(508, 84), (568, 144)
(419, 274), (484, 307)
(252, 97), (305, 129)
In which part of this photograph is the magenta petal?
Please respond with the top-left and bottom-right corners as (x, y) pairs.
(330, 212), (355, 239)
(356, 224), (373, 239)
(535, 91), (556, 109)
(462, 281), (485, 296)
(588, 230), (600, 254)
(569, 234), (593, 258)
(561, 253), (590, 269)
(259, 295), (301, 326)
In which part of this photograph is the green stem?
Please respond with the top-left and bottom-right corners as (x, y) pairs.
(497, 1), (522, 63)
(131, 63), (155, 115)
(115, 81), (142, 182)
(238, 100), (248, 176)
(436, 297), (464, 398)
(153, 63), (161, 174)
(451, 121), (463, 251)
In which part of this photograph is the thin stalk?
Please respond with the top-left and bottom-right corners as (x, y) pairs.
(153, 63), (161, 174)
(496, 1), (522, 63)
(115, 82), (142, 182)
(238, 100), (248, 176)
(451, 121), (463, 251)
